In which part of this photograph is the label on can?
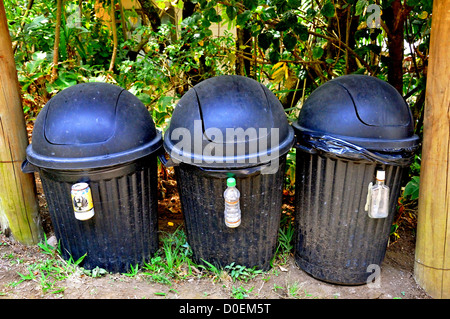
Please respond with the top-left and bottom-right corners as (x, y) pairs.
(71, 182), (95, 221)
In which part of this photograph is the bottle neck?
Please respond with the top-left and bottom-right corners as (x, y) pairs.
(376, 179), (385, 185)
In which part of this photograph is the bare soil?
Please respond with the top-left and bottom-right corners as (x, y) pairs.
(0, 227), (431, 301)
(0, 165), (431, 301)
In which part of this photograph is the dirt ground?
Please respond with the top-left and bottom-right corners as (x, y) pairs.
(0, 163), (432, 302)
(0, 227), (431, 301)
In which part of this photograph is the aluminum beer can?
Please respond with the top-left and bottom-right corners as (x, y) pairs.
(71, 182), (95, 220)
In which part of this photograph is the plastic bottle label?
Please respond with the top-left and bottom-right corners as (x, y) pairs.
(224, 178), (241, 228)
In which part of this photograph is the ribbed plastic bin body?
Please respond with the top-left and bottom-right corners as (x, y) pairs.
(294, 150), (405, 284)
(292, 75), (419, 285)
(23, 82), (162, 273)
(39, 156), (158, 273)
(163, 75), (294, 270)
(175, 157), (286, 270)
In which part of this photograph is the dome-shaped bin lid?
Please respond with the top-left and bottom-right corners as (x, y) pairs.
(26, 82), (162, 170)
(163, 75), (295, 168)
(293, 75), (419, 152)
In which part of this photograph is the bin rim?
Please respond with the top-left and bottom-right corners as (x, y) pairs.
(293, 125), (420, 152)
(293, 127), (419, 166)
(162, 126), (294, 169)
(25, 133), (162, 171)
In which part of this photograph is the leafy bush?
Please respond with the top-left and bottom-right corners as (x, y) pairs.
(5, 0), (430, 209)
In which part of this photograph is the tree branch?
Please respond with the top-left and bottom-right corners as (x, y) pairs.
(12, 0), (34, 53)
(308, 30), (374, 75)
(118, 0), (128, 41)
(51, 0), (63, 82)
(109, 0), (118, 72)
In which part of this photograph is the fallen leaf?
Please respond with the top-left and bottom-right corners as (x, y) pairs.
(279, 266), (288, 272)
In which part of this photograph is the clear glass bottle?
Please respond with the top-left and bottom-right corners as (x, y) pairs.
(366, 170), (390, 218)
(224, 177), (241, 228)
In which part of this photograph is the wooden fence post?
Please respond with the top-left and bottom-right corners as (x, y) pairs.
(0, 1), (42, 245)
(414, 0), (450, 299)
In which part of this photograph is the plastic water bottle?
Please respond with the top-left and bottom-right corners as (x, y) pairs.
(365, 170), (390, 218)
(224, 177), (241, 228)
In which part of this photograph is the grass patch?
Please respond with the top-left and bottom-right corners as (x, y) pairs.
(6, 224), (296, 298)
(9, 234), (85, 294)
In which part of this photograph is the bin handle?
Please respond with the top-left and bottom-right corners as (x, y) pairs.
(158, 151), (179, 168)
(21, 159), (37, 173)
(294, 142), (318, 155)
(196, 161), (278, 178)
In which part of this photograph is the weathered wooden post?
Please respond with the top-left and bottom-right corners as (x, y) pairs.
(414, 0), (450, 299)
(0, 1), (42, 245)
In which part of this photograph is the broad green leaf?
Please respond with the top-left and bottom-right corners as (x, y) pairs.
(24, 15), (48, 32)
(243, 0), (258, 10)
(206, 7), (221, 23)
(236, 10), (252, 27)
(287, 0), (302, 9)
(226, 6), (238, 20)
(261, 7), (277, 21)
(293, 24), (309, 41)
(306, 8), (316, 18)
(258, 32), (274, 50)
(26, 51), (47, 74)
(355, 0), (369, 16)
(269, 49), (280, 64)
(404, 176), (420, 200)
(275, 20), (289, 32)
(312, 46), (324, 59)
(321, 1), (335, 18)
(283, 33), (297, 51)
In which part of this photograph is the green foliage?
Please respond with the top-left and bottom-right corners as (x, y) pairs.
(83, 266), (108, 278)
(285, 148), (296, 190)
(7, 0), (430, 129)
(224, 262), (263, 282)
(355, 0), (369, 16)
(141, 227), (195, 283)
(277, 222), (295, 255)
(10, 234), (85, 294)
(404, 176), (420, 201)
(6, 0), (431, 227)
(231, 285), (254, 299)
(321, 1), (335, 18)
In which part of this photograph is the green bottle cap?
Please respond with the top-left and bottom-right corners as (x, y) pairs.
(227, 177), (236, 187)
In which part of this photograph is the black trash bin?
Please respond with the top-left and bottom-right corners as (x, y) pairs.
(162, 75), (294, 270)
(22, 82), (162, 273)
(292, 75), (419, 285)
